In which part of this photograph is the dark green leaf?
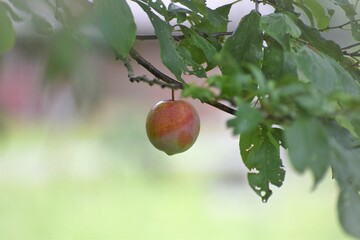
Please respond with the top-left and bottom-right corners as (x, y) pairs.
(284, 117), (330, 186)
(180, 26), (218, 70)
(136, 1), (186, 79)
(0, 8), (15, 54)
(270, 127), (288, 149)
(262, 43), (298, 80)
(195, 4), (232, 33)
(220, 11), (263, 74)
(227, 102), (264, 135)
(94, 0), (136, 58)
(176, 45), (206, 78)
(31, 14), (53, 35)
(260, 13), (301, 50)
(240, 126), (285, 202)
(172, 0), (207, 16)
(297, 20), (343, 61)
(140, 0), (169, 18)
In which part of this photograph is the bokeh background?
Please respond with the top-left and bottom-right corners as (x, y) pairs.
(0, 0), (355, 239)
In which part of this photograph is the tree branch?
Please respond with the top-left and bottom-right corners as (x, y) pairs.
(128, 48), (237, 116)
(342, 42), (360, 50)
(319, 19), (360, 31)
(136, 31), (234, 41)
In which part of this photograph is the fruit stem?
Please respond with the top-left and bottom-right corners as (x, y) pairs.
(171, 89), (175, 101)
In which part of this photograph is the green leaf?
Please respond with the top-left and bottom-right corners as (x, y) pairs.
(45, 30), (80, 79)
(9, 0), (30, 12)
(94, 0), (136, 58)
(0, 2), (22, 21)
(297, 20), (343, 61)
(227, 102), (264, 135)
(0, 9), (15, 54)
(327, 122), (360, 238)
(331, 0), (360, 40)
(195, 4), (232, 33)
(293, 2), (315, 27)
(140, 0), (169, 18)
(240, 126), (285, 202)
(275, 0), (295, 11)
(182, 84), (216, 102)
(180, 26), (218, 70)
(136, 1), (185, 79)
(220, 10), (263, 74)
(260, 13), (301, 50)
(270, 127), (288, 149)
(296, 46), (360, 96)
(207, 73), (252, 100)
(338, 186), (360, 238)
(31, 14), (53, 35)
(301, 0), (330, 29)
(284, 117), (330, 186)
(262, 42), (298, 80)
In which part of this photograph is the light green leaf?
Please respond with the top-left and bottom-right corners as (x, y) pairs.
(260, 13), (301, 50)
(331, 0), (360, 40)
(0, 9), (15, 54)
(293, 2), (315, 27)
(0, 2), (22, 21)
(94, 0), (136, 58)
(220, 11), (262, 74)
(327, 122), (360, 238)
(182, 84), (216, 102)
(296, 46), (360, 96)
(301, 0), (330, 29)
(285, 117), (330, 186)
(338, 187), (360, 238)
(227, 102), (264, 135)
(207, 73), (252, 100)
(32, 14), (53, 35)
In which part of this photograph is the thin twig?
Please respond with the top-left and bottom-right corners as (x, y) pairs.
(342, 42), (360, 50)
(319, 19), (360, 31)
(343, 51), (360, 57)
(128, 48), (237, 115)
(136, 31), (234, 41)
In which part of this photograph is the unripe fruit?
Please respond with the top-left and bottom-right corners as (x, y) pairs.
(146, 100), (200, 155)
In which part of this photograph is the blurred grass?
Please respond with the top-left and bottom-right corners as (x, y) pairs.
(0, 120), (353, 240)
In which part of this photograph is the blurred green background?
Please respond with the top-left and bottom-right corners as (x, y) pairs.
(0, 79), (352, 239)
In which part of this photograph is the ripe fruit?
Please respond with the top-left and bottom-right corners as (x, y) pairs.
(146, 100), (200, 155)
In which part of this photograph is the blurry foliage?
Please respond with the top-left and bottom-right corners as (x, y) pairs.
(0, 0), (360, 238)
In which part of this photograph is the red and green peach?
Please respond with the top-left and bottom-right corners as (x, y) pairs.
(146, 100), (200, 155)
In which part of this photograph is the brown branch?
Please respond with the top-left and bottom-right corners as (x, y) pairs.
(319, 19), (360, 31)
(128, 48), (237, 116)
(136, 31), (234, 41)
(342, 42), (360, 50)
